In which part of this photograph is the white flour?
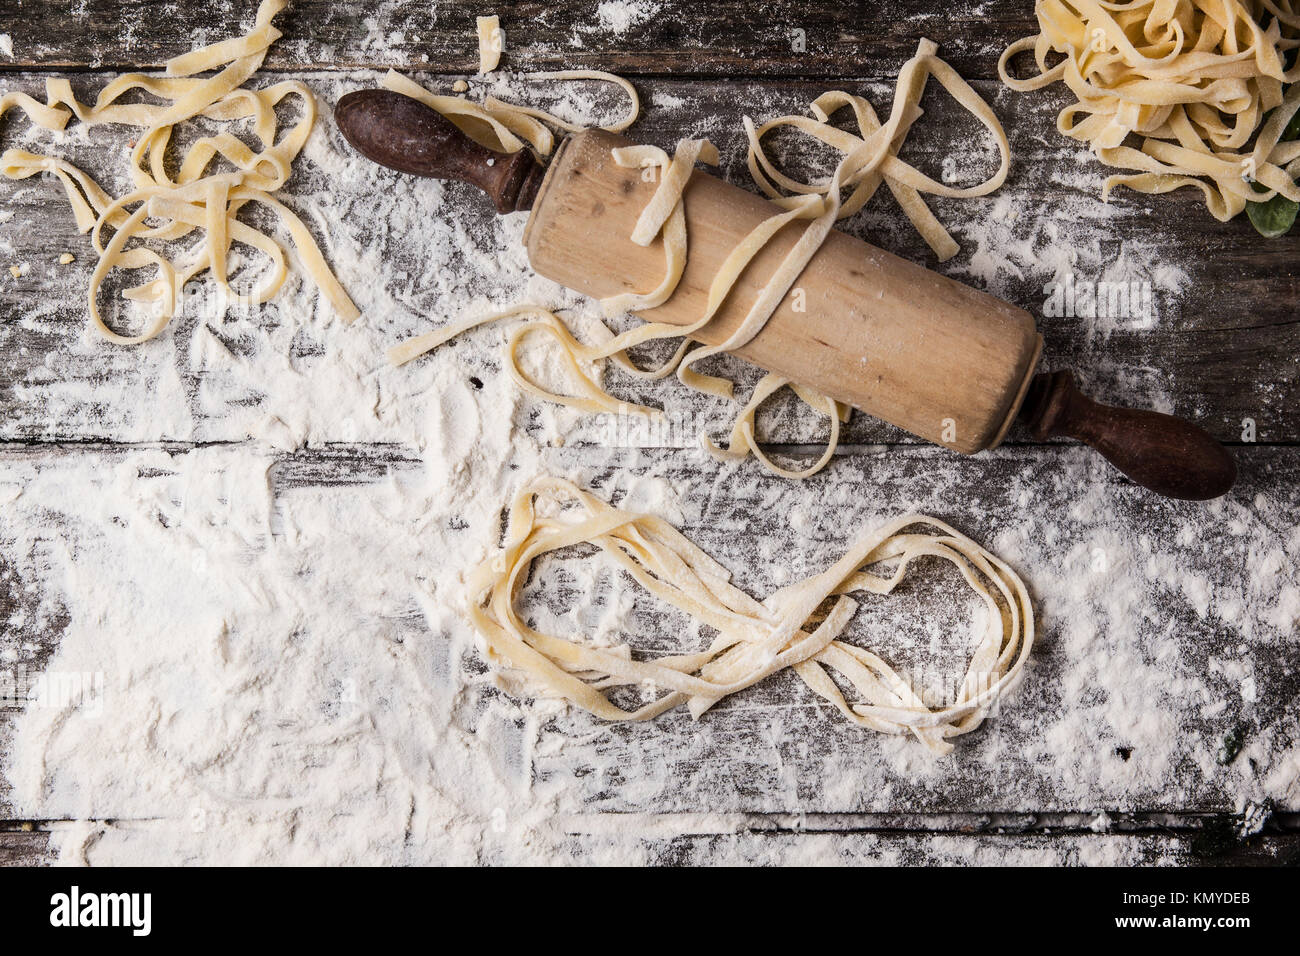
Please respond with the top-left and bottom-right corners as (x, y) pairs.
(0, 40), (1296, 864)
(596, 1), (664, 36)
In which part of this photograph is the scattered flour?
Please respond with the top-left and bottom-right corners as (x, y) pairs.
(596, 1), (663, 36)
(956, 165), (1190, 344)
(0, 23), (1294, 867)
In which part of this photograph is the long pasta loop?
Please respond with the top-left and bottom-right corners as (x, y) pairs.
(468, 477), (1035, 756)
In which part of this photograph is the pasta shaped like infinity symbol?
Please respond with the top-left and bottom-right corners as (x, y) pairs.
(466, 477), (1034, 756)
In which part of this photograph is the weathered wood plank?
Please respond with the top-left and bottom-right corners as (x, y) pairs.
(563, 809), (1300, 864)
(531, 442), (1300, 815)
(1, 441), (1295, 827)
(0, 72), (1294, 447)
(0, 828), (53, 865)
(612, 827), (1300, 865)
(0, 1), (1039, 78)
(4, 816), (1297, 865)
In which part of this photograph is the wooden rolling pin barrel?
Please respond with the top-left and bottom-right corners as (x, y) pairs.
(335, 88), (1238, 501)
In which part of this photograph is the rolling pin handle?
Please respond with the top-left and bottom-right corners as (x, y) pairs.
(334, 88), (545, 213)
(1021, 370), (1237, 500)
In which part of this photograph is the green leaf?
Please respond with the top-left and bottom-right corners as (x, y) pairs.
(1246, 92), (1300, 238)
(1247, 191), (1299, 238)
(1284, 104), (1300, 142)
(1217, 722), (1249, 766)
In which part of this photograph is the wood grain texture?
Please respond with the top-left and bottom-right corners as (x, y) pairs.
(0, 71), (1294, 446)
(0, 829), (54, 865)
(0, 0), (1296, 866)
(6, 813), (1300, 865)
(0, 1), (1037, 77)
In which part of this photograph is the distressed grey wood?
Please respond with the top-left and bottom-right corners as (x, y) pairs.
(0, 829), (53, 865)
(0, 0), (1297, 866)
(0, 71), (1294, 446)
(3, 811), (1296, 865)
(1, 441), (1295, 841)
(0, 1), (1038, 78)
(532, 443), (1300, 816)
(5, 822), (1294, 868)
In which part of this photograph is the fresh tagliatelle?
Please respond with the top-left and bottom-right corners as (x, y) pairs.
(392, 39), (1009, 479)
(477, 15), (503, 74)
(999, 0), (1300, 221)
(745, 39), (1010, 262)
(468, 478), (1034, 756)
(0, 0), (358, 344)
(380, 68), (639, 160)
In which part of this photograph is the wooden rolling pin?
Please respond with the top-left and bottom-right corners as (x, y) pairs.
(335, 89), (1237, 501)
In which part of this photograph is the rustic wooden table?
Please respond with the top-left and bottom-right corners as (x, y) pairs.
(0, 1), (1296, 865)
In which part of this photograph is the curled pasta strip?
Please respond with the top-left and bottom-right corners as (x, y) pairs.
(999, 0), (1300, 221)
(596, 139), (717, 318)
(1, 151), (115, 232)
(744, 38), (1011, 262)
(382, 69), (640, 158)
(468, 477), (1035, 756)
(700, 375), (848, 481)
(393, 40), (1002, 480)
(390, 303), (670, 419)
(496, 71), (641, 135)
(0, 90), (71, 133)
(0, 0), (358, 344)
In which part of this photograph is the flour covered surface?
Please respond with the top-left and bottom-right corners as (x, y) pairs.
(0, 0), (358, 344)
(0, 3), (1297, 866)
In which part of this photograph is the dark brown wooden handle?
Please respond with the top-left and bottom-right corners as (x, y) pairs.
(334, 88), (546, 213)
(1020, 369), (1237, 500)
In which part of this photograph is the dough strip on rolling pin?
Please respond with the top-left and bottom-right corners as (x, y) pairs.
(385, 38), (1010, 479)
(467, 477), (1034, 757)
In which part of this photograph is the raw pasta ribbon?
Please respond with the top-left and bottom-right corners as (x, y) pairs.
(468, 477), (1035, 756)
(380, 68), (638, 159)
(0, 0), (358, 344)
(999, 0), (1300, 220)
(745, 39), (1011, 262)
